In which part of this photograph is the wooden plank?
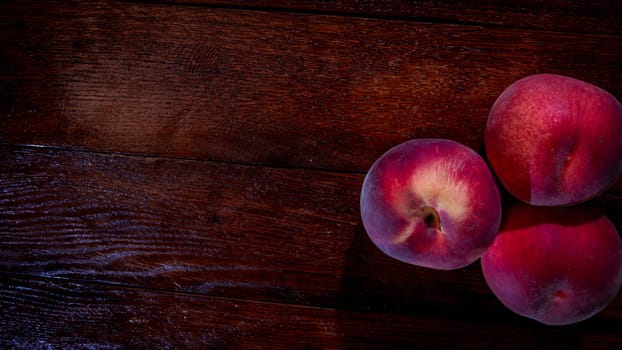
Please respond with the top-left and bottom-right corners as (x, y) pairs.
(0, 145), (359, 308)
(2, 273), (622, 349)
(2, 0), (622, 172)
(0, 145), (498, 318)
(161, 0), (622, 35)
(2, 145), (622, 319)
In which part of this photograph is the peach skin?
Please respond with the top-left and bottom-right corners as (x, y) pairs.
(360, 139), (502, 270)
(485, 74), (622, 206)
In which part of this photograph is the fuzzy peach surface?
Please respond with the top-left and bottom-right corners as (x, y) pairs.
(360, 139), (501, 270)
(482, 203), (622, 325)
(485, 74), (622, 206)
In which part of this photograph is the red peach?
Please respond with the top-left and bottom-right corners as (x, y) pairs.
(481, 202), (622, 325)
(360, 139), (502, 270)
(485, 74), (622, 206)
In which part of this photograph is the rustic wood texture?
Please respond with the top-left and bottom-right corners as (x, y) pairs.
(2, 0), (622, 348)
(0, 145), (505, 315)
(2, 144), (622, 347)
(2, 274), (622, 350)
(2, 0), (622, 172)
(161, 0), (622, 35)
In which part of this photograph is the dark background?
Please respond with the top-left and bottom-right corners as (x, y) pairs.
(1, 1), (622, 348)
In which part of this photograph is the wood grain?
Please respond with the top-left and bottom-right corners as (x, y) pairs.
(2, 273), (622, 349)
(0, 145), (357, 306)
(160, 0), (622, 35)
(0, 145), (494, 318)
(3, 1), (622, 348)
(2, 0), (622, 172)
(2, 145), (622, 320)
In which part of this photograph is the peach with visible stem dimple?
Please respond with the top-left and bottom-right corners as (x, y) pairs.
(360, 138), (502, 270)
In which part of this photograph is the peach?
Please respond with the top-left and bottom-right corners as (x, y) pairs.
(485, 73), (622, 206)
(481, 202), (622, 325)
(360, 139), (502, 270)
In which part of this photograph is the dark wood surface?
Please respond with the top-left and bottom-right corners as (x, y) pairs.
(1, 1), (621, 348)
(163, 0), (622, 35)
(3, 0), (622, 172)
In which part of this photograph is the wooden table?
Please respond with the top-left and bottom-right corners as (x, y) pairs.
(2, 1), (621, 348)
